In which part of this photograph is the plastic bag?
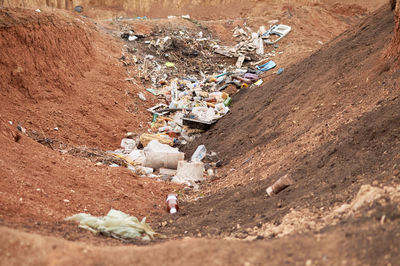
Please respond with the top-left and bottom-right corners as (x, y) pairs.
(65, 209), (165, 241)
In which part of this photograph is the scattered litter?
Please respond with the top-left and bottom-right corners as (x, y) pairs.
(74, 6), (83, 13)
(126, 149), (146, 165)
(266, 175), (294, 196)
(17, 124), (26, 133)
(35, 9), (41, 13)
(143, 140), (184, 169)
(109, 19), (292, 185)
(191, 144), (207, 162)
(256, 60), (276, 72)
(128, 35), (138, 41)
(166, 194), (179, 214)
(140, 133), (174, 147)
(138, 92), (147, 101)
(172, 161), (204, 185)
(121, 138), (137, 153)
(146, 88), (160, 96)
(262, 24), (292, 44)
(127, 165), (154, 176)
(277, 67), (284, 75)
(254, 79), (263, 86)
(65, 209), (165, 241)
(160, 168), (177, 176)
(207, 168), (215, 177)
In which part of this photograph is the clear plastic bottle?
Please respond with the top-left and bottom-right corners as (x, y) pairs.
(166, 194), (179, 214)
(191, 144), (207, 162)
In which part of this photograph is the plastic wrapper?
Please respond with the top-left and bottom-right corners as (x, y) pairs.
(65, 209), (165, 241)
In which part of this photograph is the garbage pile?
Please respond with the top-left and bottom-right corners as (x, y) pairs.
(107, 135), (220, 188)
(108, 19), (292, 187)
(213, 23), (291, 68)
(119, 25), (225, 87)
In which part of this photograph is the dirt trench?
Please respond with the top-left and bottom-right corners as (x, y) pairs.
(0, 0), (400, 265)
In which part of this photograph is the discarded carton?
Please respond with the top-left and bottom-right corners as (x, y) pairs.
(172, 161), (204, 184)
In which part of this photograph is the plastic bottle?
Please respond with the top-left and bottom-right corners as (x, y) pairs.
(166, 194), (179, 214)
(191, 144), (207, 162)
(266, 175), (294, 196)
(223, 97), (232, 106)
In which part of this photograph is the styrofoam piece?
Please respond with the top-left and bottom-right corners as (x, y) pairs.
(172, 161), (204, 184)
(144, 151), (184, 169)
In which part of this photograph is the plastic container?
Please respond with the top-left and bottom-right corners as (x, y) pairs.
(223, 97), (232, 106)
(144, 151), (184, 169)
(191, 145), (207, 162)
(143, 140), (184, 169)
(173, 161), (204, 184)
(120, 138), (137, 153)
(166, 194), (179, 214)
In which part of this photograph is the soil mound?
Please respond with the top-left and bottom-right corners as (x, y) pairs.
(0, 9), (180, 234)
(169, 4), (400, 238)
(0, 8), (153, 150)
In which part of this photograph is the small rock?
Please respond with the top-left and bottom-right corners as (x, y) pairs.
(161, 221), (167, 227)
(63, 199), (70, 203)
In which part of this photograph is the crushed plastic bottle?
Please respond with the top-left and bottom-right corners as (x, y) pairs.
(191, 144), (207, 162)
(166, 194), (179, 214)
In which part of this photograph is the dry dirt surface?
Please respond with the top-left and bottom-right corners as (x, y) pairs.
(1, 0), (400, 265)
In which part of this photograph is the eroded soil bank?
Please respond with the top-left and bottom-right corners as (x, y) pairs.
(0, 0), (399, 265)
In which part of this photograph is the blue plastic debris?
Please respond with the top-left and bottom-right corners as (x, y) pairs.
(74, 6), (83, 13)
(277, 68), (284, 75)
(256, 60), (276, 73)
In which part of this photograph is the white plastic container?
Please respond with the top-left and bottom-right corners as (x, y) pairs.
(144, 151), (184, 169)
(120, 138), (137, 153)
(172, 161), (204, 184)
(143, 140), (184, 169)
